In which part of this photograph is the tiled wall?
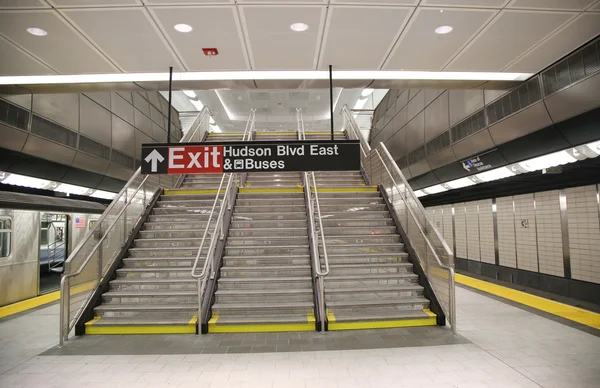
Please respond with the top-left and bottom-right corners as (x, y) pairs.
(566, 185), (600, 283)
(426, 184), (600, 286)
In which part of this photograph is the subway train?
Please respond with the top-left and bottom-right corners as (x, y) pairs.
(0, 190), (106, 306)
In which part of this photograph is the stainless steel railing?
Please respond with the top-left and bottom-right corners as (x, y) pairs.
(296, 108), (329, 332)
(59, 108), (213, 347)
(341, 105), (456, 334)
(189, 110), (255, 331)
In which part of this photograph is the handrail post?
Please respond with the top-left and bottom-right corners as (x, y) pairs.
(123, 189), (128, 242)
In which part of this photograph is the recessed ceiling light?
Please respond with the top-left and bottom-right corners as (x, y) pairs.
(27, 27), (47, 37)
(182, 90), (196, 98)
(174, 24), (193, 33)
(290, 23), (309, 32)
(435, 25), (453, 34)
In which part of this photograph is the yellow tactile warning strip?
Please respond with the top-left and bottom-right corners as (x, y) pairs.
(164, 189), (225, 195)
(85, 316), (198, 335)
(0, 281), (96, 319)
(312, 186), (377, 192)
(255, 131), (298, 136)
(0, 290), (60, 319)
(208, 314), (315, 333)
(327, 310), (437, 331)
(455, 274), (600, 330)
(304, 132), (346, 135)
(208, 133), (244, 137)
(239, 187), (303, 193)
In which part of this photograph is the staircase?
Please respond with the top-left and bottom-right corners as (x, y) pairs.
(313, 171), (437, 330)
(85, 174), (227, 334)
(210, 130), (315, 332)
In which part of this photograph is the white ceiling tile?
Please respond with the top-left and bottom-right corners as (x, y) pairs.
(241, 6), (324, 69)
(506, 13), (600, 72)
(0, 0), (48, 8)
(385, 8), (496, 70)
(62, 8), (183, 72)
(146, 0), (232, 3)
(591, 0), (600, 10)
(151, 7), (248, 71)
(320, 6), (411, 70)
(507, 0), (596, 11)
(446, 10), (575, 71)
(0, 10), (116, 74)
(0, 35), (55, 75)
(48, 0), (141, 6)
(331, 0), (418, 4)
(420, 0), (507, 7)
(238, 0), (324, 2)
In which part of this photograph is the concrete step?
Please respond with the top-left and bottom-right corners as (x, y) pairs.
(116, 267), (197, 279)
(233, 212), (307, 221)
(321, 226), (397, 235)
(326, 297), (429, 314)
(160, 194), (223, 202)
(326, 252), (409, 264)
(245, 183), (301, 188)
(326, 310), (433, 324)
(226, 236), (308, 246)
(102, 290), (197, 305)
(317, 197), (383, 205)
(152, 206), (220, 215)
(86, 317), (195, 330)
(129, 247), (200, 257)
(217, 276), (310, 290)
(228, 227), (307, 238)
(138, 230), (209, 239)
(245, 178), (302, 185)
(223, 254), (310, 266)
(122, 257), (195, 268)
(316, 211), (390, 220)
(235, 198), (305, 206)
(133, 239), (208, 249)
(328, 262), (414, 276)
(156, 200), (218, 207)
(325, 273), (419, 288)
(230, 219), (307, 229)
(94, 304), (197, 319)
(143, 222), (213, 231)
(147, 214), (212, 223)
(325, 285), (424, 301)
(109, 278), (197, 291)
(212, 301), (314, 317)
(238, 191), (303, 198)
(321, 235), (402, 244)
(317, 192), (380, 199)
(318, 204), (387, 212)
(319, 243), (405, 254)
(215, 289), (313, 303)
(314, 179), (366, 186)
(224, 245), (310, 256)
(320, 218), (393, 227)
(233, 205), (305, 213)
(180, 183), (222, 189)
(220, 265), (311, 277)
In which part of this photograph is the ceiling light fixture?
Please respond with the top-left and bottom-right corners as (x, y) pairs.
(174, 24), (193, 33)
(27, 27), (47, 36)
(435, 25), (453, 34)
(290, 23), (309, 32)
(182, 90), (196, 98)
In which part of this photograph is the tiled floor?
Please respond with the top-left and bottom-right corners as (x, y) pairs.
(1, 285), (599, 388)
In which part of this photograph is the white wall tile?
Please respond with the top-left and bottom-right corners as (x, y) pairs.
(514, 193), (538, 273)
(455, 203), (468, 259)
(465, 202), (480, 261)
(535, 190), (564, 277)
(478, 199), (495, 265)
(497, 196), (517, 269)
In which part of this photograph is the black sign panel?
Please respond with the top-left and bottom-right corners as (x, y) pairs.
(141, 141), (361, 174)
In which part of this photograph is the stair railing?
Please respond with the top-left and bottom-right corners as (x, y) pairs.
(341, 105), (456, 334)
(59, 108), (213, 347)
(239, 109), (256, 188)
(175, 106), (212, 188)
(190, 109), (255, 332)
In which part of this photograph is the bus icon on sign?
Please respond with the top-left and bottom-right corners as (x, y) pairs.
(234, 160), (243, 170)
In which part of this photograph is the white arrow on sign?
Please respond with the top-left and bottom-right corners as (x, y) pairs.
(462, 162), (471, 172)
(144, 149), (164, 172)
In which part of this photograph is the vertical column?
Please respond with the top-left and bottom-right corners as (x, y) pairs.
(492, 198), (499, 266)
(559, 189), (571, 279)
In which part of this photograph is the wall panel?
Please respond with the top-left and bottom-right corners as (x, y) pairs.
(478, 199), (495, 265)
(465, 202), (480, 261)
(454, 203), (467, 259)
(497, 196), (517, 268)
(535, 190), (564, 277)
(566, 185), (600, 284)
(513, 193), (538, 273)
(442, 204), (454, 254)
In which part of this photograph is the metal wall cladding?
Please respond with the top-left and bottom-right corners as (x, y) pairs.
(111, 114), (135, 155)
(451, 130), (495, 161)
(133, 92), (150, 117)
(0, 210), (39, 306)
(23, 134), (77, 166)
(449, 89), (485, 127)
(487, 102), (553, 145)
(544, 72), (600, 123)
(111, 92), (135, 127)
(405, 111), (425, 155)
(424, 91), (449, 142)
(0, 123), (28, 152)
(80, 95), (111, 144)
(82, 92), (110, 110)
(32, 94), (79, 131)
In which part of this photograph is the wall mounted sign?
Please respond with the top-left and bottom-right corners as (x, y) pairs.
(141, 141), (361, 174)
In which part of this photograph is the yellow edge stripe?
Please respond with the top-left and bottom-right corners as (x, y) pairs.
(305, 132), (346, 135)
(327, 310), (437, 331)
(85, 316), (197, 335)
(240, 187), (303, 193)
(208, 133), (245, 137)
(208, 314), (315, 333)
(256, 131), (297, 135)
(164, 189), (224, 195)
(455, 274), (600, 330)
(0, 280), (96, 319)
(313, 187), (377, 192)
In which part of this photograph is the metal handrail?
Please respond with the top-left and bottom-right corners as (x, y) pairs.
(59, 172), (150, 346)
(341, 105), (370, 157)
(373, 148), (456, 334)
(308, 172), (330, 277)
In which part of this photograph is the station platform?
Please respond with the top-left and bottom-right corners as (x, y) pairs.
(1, 277), (598, 388)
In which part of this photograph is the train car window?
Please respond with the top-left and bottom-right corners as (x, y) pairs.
(0, 217), (11, 258)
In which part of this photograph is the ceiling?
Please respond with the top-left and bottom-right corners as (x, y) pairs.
(0, 0), (599, 78)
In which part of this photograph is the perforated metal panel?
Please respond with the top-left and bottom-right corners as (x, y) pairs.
(0, 99), (28, 131)
(408, 145), (426, 165)
(426, 131), (451, 156)
(31, 115), (77, 148)
(79, 135), (110, 160)
(110, 149), (134, 170)
(542, 39), (600, 96)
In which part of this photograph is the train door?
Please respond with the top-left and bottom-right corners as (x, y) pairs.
(39, 213), (68, 294)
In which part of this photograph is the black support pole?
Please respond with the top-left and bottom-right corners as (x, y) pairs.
(167, 66), (173, 144)
(329, 65), (334, 141)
